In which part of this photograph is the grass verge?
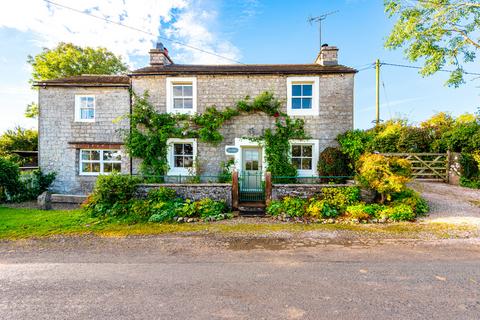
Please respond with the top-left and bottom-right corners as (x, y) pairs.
(0, 206), (477, 240)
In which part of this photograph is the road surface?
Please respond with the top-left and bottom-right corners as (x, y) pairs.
(1, 235), (479, 319)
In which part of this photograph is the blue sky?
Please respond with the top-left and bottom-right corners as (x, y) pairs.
(0, 0), (478, 133)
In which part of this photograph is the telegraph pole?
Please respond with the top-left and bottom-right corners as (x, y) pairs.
(375, 59), (381, 126)
(308, 10), (339, 50)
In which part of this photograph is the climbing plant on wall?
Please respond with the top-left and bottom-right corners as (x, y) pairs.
(124, 91), (308, 177)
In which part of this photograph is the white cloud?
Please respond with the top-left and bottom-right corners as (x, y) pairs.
(0, 0), (241, 65)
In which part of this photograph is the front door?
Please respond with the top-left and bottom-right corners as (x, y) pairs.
(239, 147), (264, 202)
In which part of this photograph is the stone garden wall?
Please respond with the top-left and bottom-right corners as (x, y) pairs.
(272, 183), (354, 200)
(137, 183), (232, 207)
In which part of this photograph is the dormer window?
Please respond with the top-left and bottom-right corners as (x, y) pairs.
(166, 77), (197, 114)
(75, 95), (95, 122)
(287, 77), (320, 116)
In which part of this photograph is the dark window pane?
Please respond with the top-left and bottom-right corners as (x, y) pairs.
(173, 85), (182, 97)
(251, 160), (259, 170)
(183, 98), (193, 109)
(112, 163), (121, 172)
(90, 151), (100, 161)
(91, 163), (101, 172)
(103, 163), (113, 173)
(175, 156), (184, 167)
(174, 144), (183, 155)
(292, 158), (301, 169)
(302, 98), (312, 109)
(173, 98), (183, 108)
(302, 84), (312, 96)
(81, 151), (91, 160)
(183, 85), (193, 96)
(183, 143), (193, 155)
(183, 156), (193, 168)
(292, 85), (301, 96)
(302, 145), (312, 157)
(81, 163), (91, 172)
(292, 145), (301, 157)
(302, 158), (312, 170)
(292, 98), (301, 109)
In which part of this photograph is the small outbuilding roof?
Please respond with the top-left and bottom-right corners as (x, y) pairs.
(34, 75), (130, 87)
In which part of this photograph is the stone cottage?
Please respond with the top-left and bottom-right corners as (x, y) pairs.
(36, 43), (356, 195)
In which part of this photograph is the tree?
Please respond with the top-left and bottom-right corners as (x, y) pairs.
(384, 0), (480, 87)
(27, 42), (128, 83)
(25, 102), (39, 119)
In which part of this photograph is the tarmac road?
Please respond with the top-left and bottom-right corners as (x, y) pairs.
(0, 235), (479, 320)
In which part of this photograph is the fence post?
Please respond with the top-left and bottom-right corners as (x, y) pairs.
(446, 150), (451, 183)
(232, 170), (239, 210)
(265, 171), (272, 206)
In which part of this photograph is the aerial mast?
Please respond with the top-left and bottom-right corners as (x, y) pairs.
(308, 10), (339, 50)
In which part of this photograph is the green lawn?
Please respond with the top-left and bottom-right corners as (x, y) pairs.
(0, 206), (476, 240)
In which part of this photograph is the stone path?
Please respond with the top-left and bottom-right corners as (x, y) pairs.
(412, 181), (480, 226)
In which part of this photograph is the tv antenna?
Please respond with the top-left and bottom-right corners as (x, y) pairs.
(308, 10), (339, 51)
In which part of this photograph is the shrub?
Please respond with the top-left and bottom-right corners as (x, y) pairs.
(306, 199), (339, 219)
(321, 186), (361, 212)
(196, 198), (228, 219)
(337, 129), (375, 167)
(371, 120), (406, 153)
(317, 147), (352, 182)
(83, 173), (141, 217)
(266, 197), (307, 218)
(12, 170), (56, 202)
(396, 127), (433, 153)
(345, 204), (372, 221)
(439, 121), (480, 153)
(356, 153), (412, 203)
(218, 159), (234, 183)
(0, 157), (20, 201)
(391, 188), (429, 215)
(380, 204), (415, 221)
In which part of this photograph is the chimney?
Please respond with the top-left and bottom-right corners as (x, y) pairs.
(149, 42), (173, 66)
(315, 44), (338, 66)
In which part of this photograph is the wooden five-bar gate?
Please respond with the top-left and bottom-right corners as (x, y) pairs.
(381, 152), (450, 182)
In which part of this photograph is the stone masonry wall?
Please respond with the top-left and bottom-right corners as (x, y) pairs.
(272, 183), (354, 200)
(132, 73), (354, 176)
(39, 86), (130, 194)
(137, 184), (232, 207)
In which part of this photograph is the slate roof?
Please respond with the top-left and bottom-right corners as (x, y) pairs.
(34, 75), (130, 87)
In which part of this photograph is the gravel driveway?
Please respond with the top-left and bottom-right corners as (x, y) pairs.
(412, 182), (480, 226)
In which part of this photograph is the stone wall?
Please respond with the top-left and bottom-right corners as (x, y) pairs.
(38, 86), (130, 194)
(132, 73), (354, 176)
(272, 183), (354, 200)
(137, 183), (232, 207)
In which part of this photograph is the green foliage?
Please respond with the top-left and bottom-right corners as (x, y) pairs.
(306, 200), (339, 219)
(25, 102), (39, 119)
(345, 204), (375, 221)
(0, 157), (21, 201)
(28, 42), (127, 83)
(380, 204), (416, 222)
(317, 147), (352, 181)
(459, 152), (480, 188)
(439, 121), (480, 153)
(384, 0), (480, 87)
(218, 159), (235, 183)
(13, 170), (56, 202)
(266, 197), (307, 218)
(356, 153), (412, 203)
(371, 119), (406, 153)
(337, 129), (374, 166)
(125, 91), (306, 177)
(147, 187), (178, 203)
(0, 127), (38, 165)
(391, 188), (429, 215)
(83, 173), (141, 217)
(321, 186), (361, 212)
(263, 117), (308, 177)
(397, 127), (433, 153)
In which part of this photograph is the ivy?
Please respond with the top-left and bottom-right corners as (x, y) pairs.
(124, 91), (307, 177)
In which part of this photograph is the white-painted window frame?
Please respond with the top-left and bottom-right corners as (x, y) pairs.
(289, 139), (320, 176)
(74, 95), (96, 122)
(286, 77), (320, 116)
(166, 77), (197, 114)
(167, 138), (197, 176)
(79, 149), (122, 176)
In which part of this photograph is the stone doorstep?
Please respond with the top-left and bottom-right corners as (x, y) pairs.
(51, 194), (88, 204)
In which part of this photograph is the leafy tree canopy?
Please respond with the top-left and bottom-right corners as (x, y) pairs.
(0, 127), (38, 155)
(25, 102), (39, 119)
(27, 42), (128, 83)
(384, 0), (480, 87)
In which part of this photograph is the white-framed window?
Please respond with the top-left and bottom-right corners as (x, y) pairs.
(166, 77), (197, 114)
(79, 149), (122, 176)
(287, 77), (319, 116)
(75, 95), (95, 122)
(289, 139), (320, 176)
(167, 138), (197, 175)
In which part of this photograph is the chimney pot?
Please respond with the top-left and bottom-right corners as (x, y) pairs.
(315, 45), (338, 66)
(149, 42), (173, 66)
